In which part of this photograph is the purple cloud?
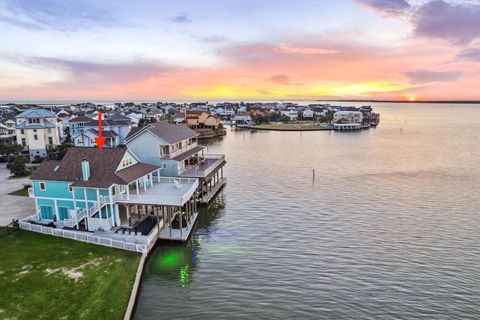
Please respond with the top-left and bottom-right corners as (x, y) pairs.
(266, 74), (292, 85)
(357, 0), (410, 15)
(404, 69), (462, 84)
(458, 47), (480, 62)
(413, 0), (480, 45)
(170, 14), (192, 23)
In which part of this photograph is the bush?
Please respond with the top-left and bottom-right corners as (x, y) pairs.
(9, 156), (29, 177)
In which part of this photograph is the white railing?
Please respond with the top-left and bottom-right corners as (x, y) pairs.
(182, 154), (225, 178)
(166, 142), (199, 159)
(158, 176), (198, 184)
(114, 193), (184, 206)
(88, 217), (113, 231)
(19, 218), (146, 253)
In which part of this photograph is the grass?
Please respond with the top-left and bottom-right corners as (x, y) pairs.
(0, 229), (141, 320)
(8, 188), (29, 197)
(252, 122), (331, 131)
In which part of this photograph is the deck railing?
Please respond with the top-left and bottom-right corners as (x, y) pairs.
(19, 215), (146, 253)
(181, 154), (225, 178)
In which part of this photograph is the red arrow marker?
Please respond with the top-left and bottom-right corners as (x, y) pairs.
(94, 111), (106, 149)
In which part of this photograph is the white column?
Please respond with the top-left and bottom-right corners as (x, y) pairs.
(157, 169), (161, 183)
(108, 186), (115, 227)
(126, 185), (130, 200)
(53, 199), (59, 222)
(83, 188), (88, 213)
(143, 177), (147, 192)
(136, 180), (139, 195)
(96, 189), (101, 218)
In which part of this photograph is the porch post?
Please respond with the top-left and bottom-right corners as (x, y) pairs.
(126, 185), (130, 200)
(179, 207), (183, 238)
(96, 189), (101, 218)
(143, 177), (147, 192)
(53, 199), (59, 222)
(136, 180), (139, 195)
(157, 169), (161, 183)
(126, 204), (130, 223)
(108, 186), (115, 227)
(72, 187), (78, 228)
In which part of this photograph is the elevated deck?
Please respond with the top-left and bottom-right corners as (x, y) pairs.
(199, 178), (227, 204)
(114, 177), (198, 206)
(158, 212), (198, 241)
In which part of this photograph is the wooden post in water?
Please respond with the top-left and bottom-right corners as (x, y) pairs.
(312, 169), (315, 182)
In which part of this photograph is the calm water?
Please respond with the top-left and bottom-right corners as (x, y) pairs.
(135, 103), (480, 320)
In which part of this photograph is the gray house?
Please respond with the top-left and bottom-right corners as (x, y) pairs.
(125, 122), (226, 203)
(71, 113), (132, 148)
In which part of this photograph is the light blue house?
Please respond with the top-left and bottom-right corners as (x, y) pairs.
(125, 122), (226, 203)
(25, 147), (199, 244)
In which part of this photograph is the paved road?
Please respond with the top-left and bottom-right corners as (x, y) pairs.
(0, 163), (35, 226)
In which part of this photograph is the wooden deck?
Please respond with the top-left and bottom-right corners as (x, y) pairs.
(199, 178), (227, 204)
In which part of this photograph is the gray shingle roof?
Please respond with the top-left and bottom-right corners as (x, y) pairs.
(126, 122), (198, 144)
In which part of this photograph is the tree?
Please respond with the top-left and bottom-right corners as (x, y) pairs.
(9, 156), (29, 177)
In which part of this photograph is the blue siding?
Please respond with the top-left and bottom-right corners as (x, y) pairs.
(33, 180), (72, 199)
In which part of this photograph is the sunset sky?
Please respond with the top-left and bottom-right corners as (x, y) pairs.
(0, 0), (479, 101)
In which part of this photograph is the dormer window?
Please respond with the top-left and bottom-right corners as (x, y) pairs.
(28, 118), (40, 124)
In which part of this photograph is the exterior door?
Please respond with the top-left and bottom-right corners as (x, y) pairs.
(58, 207), (69, 221)
(40, 205), (54, 220)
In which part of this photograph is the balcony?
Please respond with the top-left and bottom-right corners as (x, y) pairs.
(180, 154), (225, 178)
(164, 143), (200, 160)
(113, 177), (199, 206)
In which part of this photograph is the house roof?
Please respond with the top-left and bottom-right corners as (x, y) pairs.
(84, 128), (118, 138)
(126, 122), (198, 144)
(69, 115), (91, 123)
(15, 119), (57, 129)
(16, 109), (56, 119)
(31, 147), (159, 188)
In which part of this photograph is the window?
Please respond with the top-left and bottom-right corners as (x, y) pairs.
(39, 182), (46, 191)
(28, 118), (40, 124)
(68, 184), (73, 192)
(33, 129), (37, 132)
(21, 138), (26, 146)
(20, 129), (25, 134)
(34, 134), (38, 140)
(122, 158), (133, 167)
(48, 137), (53, 145)
(162, 163), (167, 169)
(48, 128), (51, 133)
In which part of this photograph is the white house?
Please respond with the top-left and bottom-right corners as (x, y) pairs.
(280, 110), (298, 121)
(15, 109), (61, 161)
(333, 111), (363, 124)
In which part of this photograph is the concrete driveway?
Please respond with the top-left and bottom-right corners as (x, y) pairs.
(0, 163), (35, 226)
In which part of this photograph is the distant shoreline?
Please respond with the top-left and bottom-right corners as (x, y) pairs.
(1, 99), (479, 105)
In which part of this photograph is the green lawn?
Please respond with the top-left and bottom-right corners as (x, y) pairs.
(0, 229), (141, 320)
(8, 188), (29, 196)
(252, 123), (331, 131)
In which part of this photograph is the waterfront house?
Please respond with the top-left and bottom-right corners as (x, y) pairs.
(233, 113), (253, 126)
(23, 147), (200, 251)
(71, 113), (132, 148)
(125, 122), (226, 203)
(15, 109), (61, 161)
(333, 111), (363, 124)
(0, 116), (16, 145)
